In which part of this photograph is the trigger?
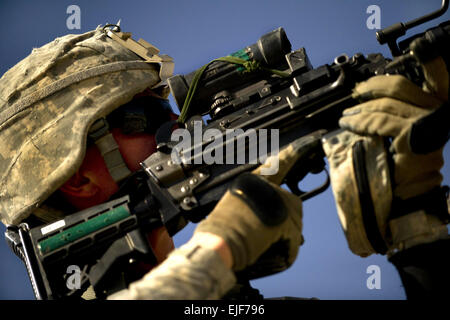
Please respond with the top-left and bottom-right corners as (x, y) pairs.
(286, 168), (330, 201)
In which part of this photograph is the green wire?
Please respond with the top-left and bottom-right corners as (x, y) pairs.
(177, 56), (290, 123)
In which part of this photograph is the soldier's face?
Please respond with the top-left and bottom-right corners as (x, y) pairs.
(59, 127), (158, 208)
(59, 125), (174, 265)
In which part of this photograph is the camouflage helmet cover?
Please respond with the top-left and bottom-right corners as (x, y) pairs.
(0, 27), (164, 225)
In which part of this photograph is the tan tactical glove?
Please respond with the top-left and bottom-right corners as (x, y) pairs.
(323, 57), (449, 256)
(339, 57), (448, 200)
(195, 172), (303, 274)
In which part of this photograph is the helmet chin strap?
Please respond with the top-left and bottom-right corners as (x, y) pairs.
(88, 118), (132, 183)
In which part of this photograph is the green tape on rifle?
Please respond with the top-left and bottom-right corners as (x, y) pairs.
(230, 49), (250, 72)
(38, 205), (131, 255)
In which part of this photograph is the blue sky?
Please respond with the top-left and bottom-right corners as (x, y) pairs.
(0, 0), (449, 300)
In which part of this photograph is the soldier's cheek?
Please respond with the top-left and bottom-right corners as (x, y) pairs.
(112, 127), (157, 172)
(59, 144), (119, 210)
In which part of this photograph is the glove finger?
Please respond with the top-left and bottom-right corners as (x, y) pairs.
(339, 111), (410, 138)
(421, 57), (449, 102)
(252, 144), (298, 185)
(342, 97), (430, 119)
(274, 186), (303, 266)
(353, 75), (443, 109)
(276, 185), (303, 230)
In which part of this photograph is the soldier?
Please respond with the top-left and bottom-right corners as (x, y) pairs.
(1, 23), (448, 300)
(0, 25), (177, 297)
(0, 25), (304, 300)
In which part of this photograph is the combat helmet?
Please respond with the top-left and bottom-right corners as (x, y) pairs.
(0, 24), (174, 225)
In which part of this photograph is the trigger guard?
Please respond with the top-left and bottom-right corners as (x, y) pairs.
(286, 168), (330, 201)
(286, 179), (303, 196)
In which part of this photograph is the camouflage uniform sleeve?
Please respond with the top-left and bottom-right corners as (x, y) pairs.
(107, 241), (237, 300)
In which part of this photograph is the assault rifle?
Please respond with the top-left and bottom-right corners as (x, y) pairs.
(5, 1), (450, 299)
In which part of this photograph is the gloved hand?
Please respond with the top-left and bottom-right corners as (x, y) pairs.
(195, 172), (303, 274)
(108, 172), (303, 300)
(338, 57), (448, 200)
